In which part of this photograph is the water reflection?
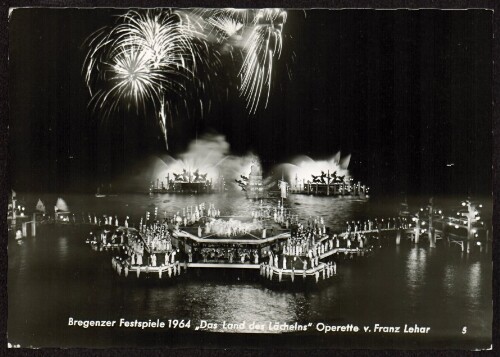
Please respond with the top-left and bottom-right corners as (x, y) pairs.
(405, 247), (427, 310)
(57, 236), (69, 262)
(287, 195), (368, 231)
(466, 262), (481, 301)
(444, 265), (456, 298)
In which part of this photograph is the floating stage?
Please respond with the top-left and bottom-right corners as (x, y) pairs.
(290, 180), (368, 197)
(99, 207), (381, 288)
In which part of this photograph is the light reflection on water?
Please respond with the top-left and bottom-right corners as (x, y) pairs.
(181, 285), (298, 332)
(444, 265), (456, 298)
(466, 262), (481, 301)
(406, 247), (427, 293)
(57, 236), (69, 262)
(7, 193), (492, 346)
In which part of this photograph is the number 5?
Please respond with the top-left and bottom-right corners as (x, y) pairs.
(462, 326), (467, 334)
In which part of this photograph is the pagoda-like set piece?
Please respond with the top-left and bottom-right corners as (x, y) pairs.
(234, 160), (270, 199)
(244, 161), (267, 199)
(150, 169), (226, 194)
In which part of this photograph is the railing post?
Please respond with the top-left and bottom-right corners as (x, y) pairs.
(414, 219), (420, 244)
(429, 227), (436, 248)
(22, 222), (27, 237)
(31, 213), (37, 237)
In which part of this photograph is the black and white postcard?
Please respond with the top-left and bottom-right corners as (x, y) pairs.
(6, 4), (494, 350)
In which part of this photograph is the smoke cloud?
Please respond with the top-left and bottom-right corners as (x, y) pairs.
(275, 152), (351, 184)
(117, 133), (257, 192)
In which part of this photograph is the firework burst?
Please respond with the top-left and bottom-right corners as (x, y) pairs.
(108, 49), (164, 109)
(207, 16), (244, 41)
(84, 10), (196, 117)
(83, 9), (203, 149)
(170, 8), (287, 114)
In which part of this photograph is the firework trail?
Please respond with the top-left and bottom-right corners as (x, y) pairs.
(158, 97), (169, 150)
(239, 9), (286, 113)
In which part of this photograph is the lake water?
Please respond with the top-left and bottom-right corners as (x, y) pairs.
(7, 193), (492, 349)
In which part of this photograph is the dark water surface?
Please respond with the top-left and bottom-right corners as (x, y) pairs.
(7, 193), (492, 349)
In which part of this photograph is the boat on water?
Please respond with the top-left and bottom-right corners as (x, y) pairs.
(95, 185), (106, 198)
(96, 184), (118, 197)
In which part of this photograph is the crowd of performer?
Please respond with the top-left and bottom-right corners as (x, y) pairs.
(196, 247), (260, 264)
(344, 216), (411, 233)
(125, 233), (179, 269)
(92, 227), (129, 246)
(140, 222), (173, 252)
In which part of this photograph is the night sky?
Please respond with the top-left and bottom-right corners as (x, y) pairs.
(8, 8), (492, 196)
